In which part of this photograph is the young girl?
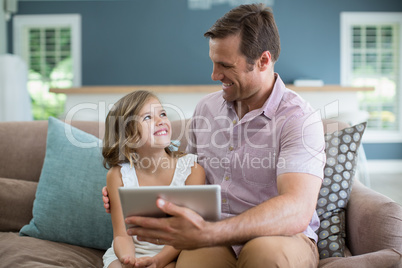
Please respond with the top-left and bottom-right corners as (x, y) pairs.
(102, 90), (205, 268)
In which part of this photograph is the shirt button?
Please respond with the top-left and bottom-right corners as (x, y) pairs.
(229, 146), (234, 151)
(222, 198), (227, 204)
(232, 119), (237, 124)
(224, 176), (230, 181)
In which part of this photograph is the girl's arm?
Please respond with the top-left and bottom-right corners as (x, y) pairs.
(135, 161), (205, 267)
(185, 161), (206, 186)
(135, 246), (180, 268)
(107, 166), (137, 265)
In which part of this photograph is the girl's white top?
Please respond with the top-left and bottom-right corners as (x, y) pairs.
(103, 154), (197, 267)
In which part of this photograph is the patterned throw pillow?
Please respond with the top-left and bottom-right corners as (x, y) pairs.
(315, 122), (367, 259)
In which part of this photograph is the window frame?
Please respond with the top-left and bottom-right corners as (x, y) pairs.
(340, 12), (402, 143)
(13, 14), (82, 87)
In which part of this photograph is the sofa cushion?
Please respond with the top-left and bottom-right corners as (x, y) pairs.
(0, 121), (48, 182)
(315, 122), (367, 259)
(318, 248), (402, 268)
(0, 232), (104, 267)
(0, 177), (37, 232)
(20, 117), (113, 250)
(0, 120), (104, 184)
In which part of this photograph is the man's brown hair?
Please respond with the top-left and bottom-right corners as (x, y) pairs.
(204, 3), (280, 65)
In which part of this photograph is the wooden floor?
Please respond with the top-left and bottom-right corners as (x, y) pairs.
(369, 172), (402, 205)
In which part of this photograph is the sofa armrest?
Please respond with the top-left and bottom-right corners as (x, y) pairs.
(346, 179), (402, 256)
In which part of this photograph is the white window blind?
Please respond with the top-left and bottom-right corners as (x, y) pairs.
(13, 14), (81, 120)
(341, 12), (402, 142)
(29, 27), (73, 87)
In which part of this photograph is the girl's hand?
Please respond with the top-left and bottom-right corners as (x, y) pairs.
(120, 255), (136, 268)
(134, 256), (158, 268)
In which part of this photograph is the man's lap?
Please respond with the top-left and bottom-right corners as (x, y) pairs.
(176, 233), (319, 268)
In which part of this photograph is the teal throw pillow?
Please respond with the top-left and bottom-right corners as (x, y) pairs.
(20, 117), (112, 250)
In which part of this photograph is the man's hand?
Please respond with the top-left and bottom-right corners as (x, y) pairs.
(102, 186), (111, 213)
(126, 198), (213, 250)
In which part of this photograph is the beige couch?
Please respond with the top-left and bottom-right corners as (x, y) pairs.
(0, 119), (401, 267)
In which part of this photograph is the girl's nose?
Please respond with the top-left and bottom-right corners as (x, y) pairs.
(155, 117), (164, 126)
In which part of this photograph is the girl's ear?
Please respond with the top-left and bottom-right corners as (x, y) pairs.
(259, 51), (271, 71)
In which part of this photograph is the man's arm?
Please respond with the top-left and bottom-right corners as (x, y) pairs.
(126, 172), (322, 249)
(206, 172), (322, 246)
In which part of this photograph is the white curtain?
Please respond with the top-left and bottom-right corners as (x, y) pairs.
(0, 53), (33, 121)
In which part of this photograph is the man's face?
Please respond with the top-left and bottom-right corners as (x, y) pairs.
(208, 34), (262, 103)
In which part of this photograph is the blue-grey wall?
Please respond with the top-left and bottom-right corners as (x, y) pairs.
(7, 0), (402, 159)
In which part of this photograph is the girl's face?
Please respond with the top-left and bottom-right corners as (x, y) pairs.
(137, 97), (172, 150)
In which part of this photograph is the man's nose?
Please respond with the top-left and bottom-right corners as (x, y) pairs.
(211, 65), (224, 81)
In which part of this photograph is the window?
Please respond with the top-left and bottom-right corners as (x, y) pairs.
(13, 14), (81, 120)
(341, 12), (402, 142)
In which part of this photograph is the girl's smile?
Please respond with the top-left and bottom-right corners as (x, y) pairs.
(154, 128), (168, 136)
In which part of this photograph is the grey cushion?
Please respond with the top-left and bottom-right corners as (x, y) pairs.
(315, 122), (367, 259)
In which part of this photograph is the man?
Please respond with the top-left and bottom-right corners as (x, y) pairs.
(103, 4), (325, 267)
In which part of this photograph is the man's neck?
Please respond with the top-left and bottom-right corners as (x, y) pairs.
(235, 73), (276, 119)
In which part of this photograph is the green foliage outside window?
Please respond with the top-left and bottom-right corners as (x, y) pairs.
(352, 24), (399, 131)
(28, 27), (72, 120)
(28, 57), (71, 120)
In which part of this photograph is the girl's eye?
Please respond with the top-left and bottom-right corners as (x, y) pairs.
(160, 112), (167, 117)
(143, 115), (151, 121)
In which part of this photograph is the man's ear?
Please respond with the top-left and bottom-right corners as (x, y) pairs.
(259, 51), (271, 71)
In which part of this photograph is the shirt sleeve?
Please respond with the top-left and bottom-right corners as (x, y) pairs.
(277, 110), (326, 179)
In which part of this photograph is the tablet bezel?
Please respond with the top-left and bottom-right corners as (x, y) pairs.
(118, 185), (221, 228)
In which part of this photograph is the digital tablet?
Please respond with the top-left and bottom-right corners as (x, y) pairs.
(118, 185), (221, 228)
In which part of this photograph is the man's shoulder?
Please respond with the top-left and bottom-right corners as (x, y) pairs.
(278, 87), (315, 117)
(200, 90), (223, 103)
(195, 90), (224, 111)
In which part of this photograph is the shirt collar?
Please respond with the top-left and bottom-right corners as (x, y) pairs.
(225, 73), (286, 120)
(261, 73), (286, 120)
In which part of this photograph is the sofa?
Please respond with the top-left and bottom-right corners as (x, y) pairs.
(0, 118), (401, 268)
